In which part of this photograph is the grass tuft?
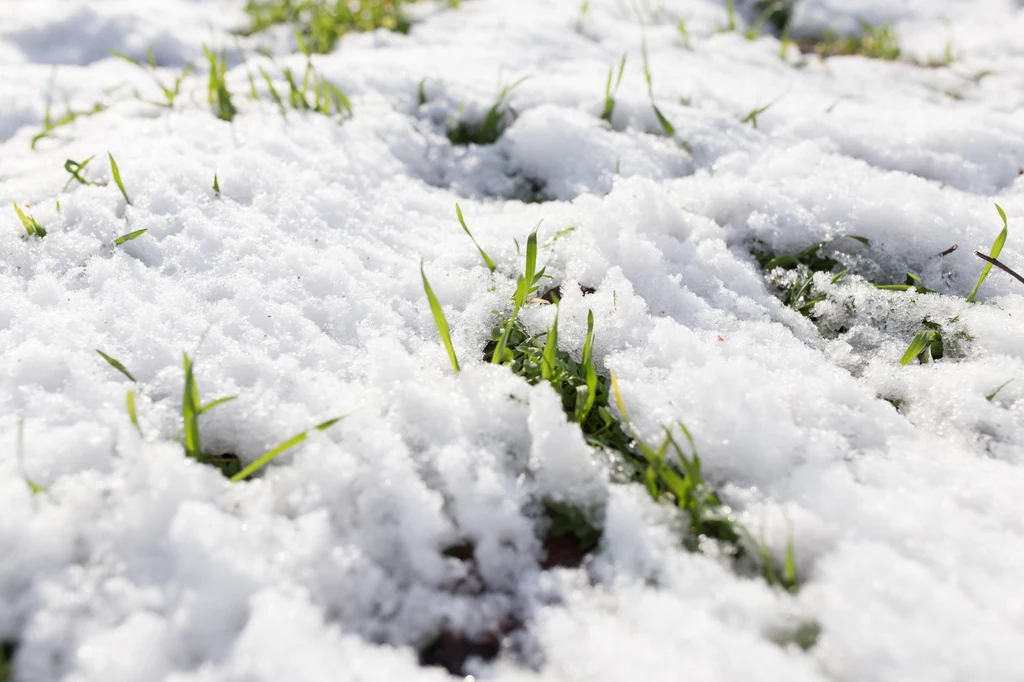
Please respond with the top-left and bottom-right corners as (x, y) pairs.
(600, 54), (627, 123)
(108, 153), (132, 206)
(447, 77), (529, 146)
(242, 0), (413, 55)
(421, 261), (461, 372)
(12, 203), (46, 238)
(900, 323), (943, 366)
(204, 46), (238, 122)
(801, 20), (901, 61)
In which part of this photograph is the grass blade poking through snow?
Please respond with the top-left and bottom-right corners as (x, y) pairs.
(126, 390), (143, 436)
(63, 155), (95, 190)
(600, 54), (627, 123)
(204, 46), (237, 122)
(492, 223), (542, 364)
(966, 204), (1009, 303)
(447, 76), (529, 145)
(541, 304), (559, 382)
(455, 203), (495, 272)
(421, 261), (460, 372)
(230, 416), (346, 482)
(113, 229), (147, 246)
(573, 311), (598, 424)
(181, 353), (236, 462)
(108, 153), (131, 206)
(900, 327), (941, 366)
(641, 40), (675, 137)
(96, 349), (137, 382)
(12, 203), (45, 238)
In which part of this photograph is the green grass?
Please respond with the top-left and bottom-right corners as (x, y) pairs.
(900, 322), (943, 365)
(757, 236), (869, 316)
(600, 54), (627, 123)
(413, 217), (809, 587)
(113, 229), (148, 246)
(230, 416), (346, 481)
(97, 350), (343, 478)
(455, 203), (496, 272)
(742, 96), (781, 129)
(110, 48), (192, 108)
(32, 98), (107, 150)
(724, 0), (737, 31)
(242, 0), (413, 54)
(641, 41), (675, 138)
(108, 153), (132, 206)
(96, 349), (137, 382)
(421, 261), (461, 373)
(447, 76), (529, 146)
(12, 203), (46, 238)
(967, 204), (1008, 303)
(800, 21), (901, 61)
(63, 155), (96, 190)
(257, 51), (353, 120)
(204, 46), (238, 122)
(899, 205), (1009, 364)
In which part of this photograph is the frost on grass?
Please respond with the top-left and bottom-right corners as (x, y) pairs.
(3, 0), (1024, 681)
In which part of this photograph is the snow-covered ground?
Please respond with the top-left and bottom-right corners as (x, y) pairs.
(3, 0), (1024, 680)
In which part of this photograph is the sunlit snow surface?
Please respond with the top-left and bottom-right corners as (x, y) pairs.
(2, 0), (1024, 680)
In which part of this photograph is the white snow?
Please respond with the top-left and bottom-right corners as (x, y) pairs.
(2, 0), (1024, 680)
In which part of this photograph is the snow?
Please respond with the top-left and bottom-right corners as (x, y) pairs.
(2, 0), (1024, 680)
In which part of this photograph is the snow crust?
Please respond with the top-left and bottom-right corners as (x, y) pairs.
(3, 0), (1024, 680)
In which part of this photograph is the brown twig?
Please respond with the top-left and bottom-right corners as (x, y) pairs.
(974, 251), (1024, 287)
(938, 244), (958, 257)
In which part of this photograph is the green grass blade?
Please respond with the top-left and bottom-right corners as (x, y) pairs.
(966, 204), (1009, 303)
(986, 379), (1014, 402)
(198, 395), (237, 415)
(213, 173), (221, 195)
(108, 153), (132, 206)
(109, 50), (142, 67)
(900, 329), (938, 366)
(610, 372), (630, 423)
(113, 229), (147, 245)
(575, 310), (598, 423)
(230, 416), (346, 482)
(421, 261), (460, 372)
(126, 389), (143, 436)
(96, 349), (137, 382)
(652, 104), (675, 137)
(259, 67), (287, 116)
(455, 203), (496, 271)
(13, 203), (42, 237)
(541, 305), (559, 382)
(182, 352), (202, 458)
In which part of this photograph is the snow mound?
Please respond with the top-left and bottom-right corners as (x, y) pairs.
(2, 0), (1024, 681)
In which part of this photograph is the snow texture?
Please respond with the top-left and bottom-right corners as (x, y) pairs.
(2, 0), (1024, 680)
